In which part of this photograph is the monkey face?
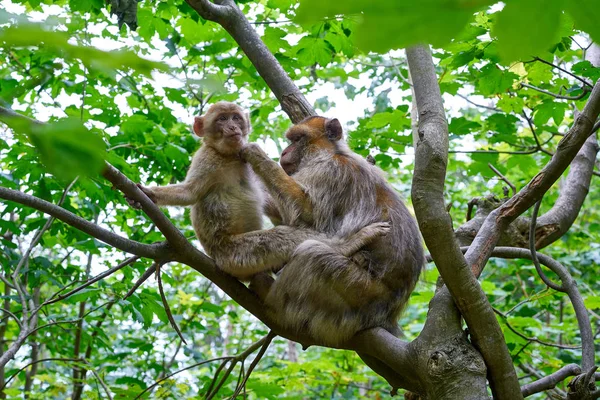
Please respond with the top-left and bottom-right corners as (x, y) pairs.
(193, 102), (250, 156)
(214, 113), (246, 141)
(280, 116), (343, 175)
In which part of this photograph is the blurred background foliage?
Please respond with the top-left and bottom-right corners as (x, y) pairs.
(0, 0), (599, 398)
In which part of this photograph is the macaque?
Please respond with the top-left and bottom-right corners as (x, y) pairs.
(128, 102), (390, 282)
(240, 116), (424, 346)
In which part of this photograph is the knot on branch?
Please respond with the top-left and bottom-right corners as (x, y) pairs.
(456, 194), (530, 248)
(567, 366), (598, 400)
(426, 337), (486, 380)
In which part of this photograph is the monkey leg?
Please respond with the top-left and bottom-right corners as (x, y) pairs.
(210, 225), (321, 281)
(265, 239), (393, 346)
(334, 222), (390, 257)
(248, 273), (274, 302)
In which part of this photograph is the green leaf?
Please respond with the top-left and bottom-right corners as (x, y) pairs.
(448, 117), (481, 135)
(246, 381), (285, 399)
(64, 289), (100, 304)
(534, 102), (567, 126)
(493, 0), (562, 62)
(0, 117), (107, 181)
(296, 37), (333, 66)
(468, 152), (499, 177)
(296, 0), (496, 52)
(0, 24), (167, 76)
(565, 0), (600, 44)
(497, 96), (524, 114)
(584, 296), (600, 310)
(571, 61), (600, 82)
(485, 113), (519, 135)
(477, 64), (517, 96)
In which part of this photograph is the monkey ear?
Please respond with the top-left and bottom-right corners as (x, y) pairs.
(325, 118), (343, 141)
(193, 116), (205, 137)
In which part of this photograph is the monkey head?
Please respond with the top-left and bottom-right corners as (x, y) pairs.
(193, 101), (251, 156)
(280, 116), (343, 175)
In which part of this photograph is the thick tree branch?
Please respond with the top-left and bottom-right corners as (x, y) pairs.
(184, 0), (315, 122)
(407, 44), (522, 399)
(0, 187), (167, 259)
(521, 364), (581, 397)
(465, 80), (600, 276)
(102, 163), (192, 252)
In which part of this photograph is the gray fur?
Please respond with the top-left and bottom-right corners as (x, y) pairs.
(136, 104), (389, 283)
(244, 120), (425, 346)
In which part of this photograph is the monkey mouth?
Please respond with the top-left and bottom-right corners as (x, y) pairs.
(225, 133), (242, 139)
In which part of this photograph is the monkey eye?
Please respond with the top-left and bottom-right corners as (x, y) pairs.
(232, 114), (241, 121)
(218, 115), (228, 121)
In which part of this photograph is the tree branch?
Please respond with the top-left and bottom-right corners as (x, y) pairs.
(535, 133), (598, 248)
(102, 163), (192, 252)
(184, 0), (315, 122)
(521, 83), (590, 100)
(465, 79), (600, 276)
(0, 187), (167, 259)
(407, 44), (523, 399)
(533, 57), (594, 88)
(521, 364), (581, 397)
(489, 247), (595, 371)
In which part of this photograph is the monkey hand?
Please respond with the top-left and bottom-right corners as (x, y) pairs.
(125, 184), (157, 209)
(240, 143), (268, 164)
(363, 221), (392, 238)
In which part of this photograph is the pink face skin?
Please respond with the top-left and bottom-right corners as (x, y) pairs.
(193, 103), (251, 156)
(214, 112), (246, 145)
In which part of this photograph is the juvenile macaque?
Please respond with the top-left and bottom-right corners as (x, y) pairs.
(129, 102), (389, 282)
(241, 116), (424, 346)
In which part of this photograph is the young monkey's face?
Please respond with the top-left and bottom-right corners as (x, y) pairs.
(214, 112), (246, 146)
(193, 102), (250, 155)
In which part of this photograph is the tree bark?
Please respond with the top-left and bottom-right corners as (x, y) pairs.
(407, 45), (522, 399)
(185, 0), (316, 122)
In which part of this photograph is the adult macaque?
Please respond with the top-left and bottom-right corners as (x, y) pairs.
(128, 102), (390, 282)
(241, 116), (424, 346)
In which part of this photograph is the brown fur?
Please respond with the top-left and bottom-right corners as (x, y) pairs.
(127, 103), (390, 284)
(241, 116), (424, 346)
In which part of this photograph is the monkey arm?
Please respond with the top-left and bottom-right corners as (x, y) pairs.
(241, 143), (312, 222)
(263, 194), (283, 226)
(144, 183), (198, 206)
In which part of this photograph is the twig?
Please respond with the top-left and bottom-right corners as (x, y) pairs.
(529, 200), (564, 291)
(0, 308), (21, 329)
(455, 93), (500, 112)
(493, 308), (579, 350)
(533, 57), (594, 88)
(1, 357), (110, 399)
(522, 111), (553, 156)
(85, 361), (113, 400)
(449, 148), (539, 155)
(41, 256), (140, 307)
(466, 198), (478, 222)
(0, 186), (167, 259)
(205, 335), (271, 400)
(205, 359), (231, 397)
(155, 262), (187, 344)
(488, 163), (516, 196)
(231, 331), (275, 398)
(134, 357), (233, 399)
(480, 246), (596, 370)
(123, 264), (156, 300)
(521, 82), (590, 100)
